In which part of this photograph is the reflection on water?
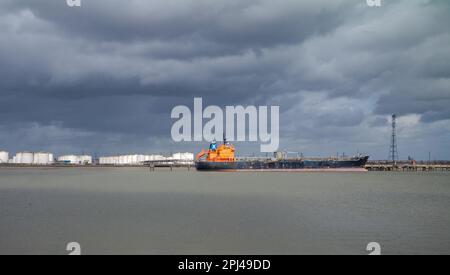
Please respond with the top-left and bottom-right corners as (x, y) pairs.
(0, 168), (449, 255)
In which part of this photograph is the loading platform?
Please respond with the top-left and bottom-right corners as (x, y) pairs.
(365, 161), (450, 172)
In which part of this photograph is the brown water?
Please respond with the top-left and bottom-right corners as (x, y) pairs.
(0, 167), (449, 255)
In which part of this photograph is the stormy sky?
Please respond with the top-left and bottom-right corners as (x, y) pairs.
(0, 0), (449, 160)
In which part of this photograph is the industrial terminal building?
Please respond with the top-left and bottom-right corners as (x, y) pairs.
(57, 155), (93, 165)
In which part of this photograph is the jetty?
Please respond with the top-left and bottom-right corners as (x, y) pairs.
(365, 161), (450, 172)
(144, 159), (194, 171)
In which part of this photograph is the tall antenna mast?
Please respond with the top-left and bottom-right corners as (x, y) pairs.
(388, 114), (399, 164)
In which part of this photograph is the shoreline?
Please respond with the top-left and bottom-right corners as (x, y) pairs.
(0, 164), (151, 169)
(1, 164), (450, 173)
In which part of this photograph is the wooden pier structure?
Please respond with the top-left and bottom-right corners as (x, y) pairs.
(144, 160), (194, 171)
(365, 161), (450, 172)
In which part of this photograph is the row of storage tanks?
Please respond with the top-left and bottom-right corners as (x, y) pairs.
(99, 153), (194, 165)
(1, 151), (54, 165)
(0, 150), (194, 165)
(0, 151), (92, 165)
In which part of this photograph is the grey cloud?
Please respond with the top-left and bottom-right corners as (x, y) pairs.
(2, 0), (352, 47)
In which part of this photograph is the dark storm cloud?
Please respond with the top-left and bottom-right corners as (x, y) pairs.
(2, 0), (352, 47)
(0, 0), (449, 159)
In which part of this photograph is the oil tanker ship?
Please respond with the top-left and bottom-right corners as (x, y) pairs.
(196, 138), (369, 172)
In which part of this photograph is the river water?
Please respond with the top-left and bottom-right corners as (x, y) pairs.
(0, 167), (449, 255)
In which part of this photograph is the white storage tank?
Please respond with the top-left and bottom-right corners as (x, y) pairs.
(129, 155), (134, 164)
(0, 151), (8, 164)
(19, 152), (34, 164)
(103, 156), (110, 165)
(33, 152), (51, 165)
(119, 155), (127, 165)
(105, 156), (112, 165)
(33, 153), (43, 165)
(103, 156), (111, 165)
(125, 155), (132, 165)
(99, 157), (106, 165)
(44, 153), (53, 165)
(48, 153), (54, 164)
(79, 155), (92, 165)
(15, 152), (22, 164)
(172, 152), (194, 160)
(137, 155), (145, 164)
(131, 155), (138, 164)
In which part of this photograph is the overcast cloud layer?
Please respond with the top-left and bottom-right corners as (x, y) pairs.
(0, 0), (449, 160)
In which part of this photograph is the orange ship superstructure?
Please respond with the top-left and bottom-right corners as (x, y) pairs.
(196, 138), (235, 162)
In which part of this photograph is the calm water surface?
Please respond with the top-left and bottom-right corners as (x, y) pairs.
(0, 167), (449, 255)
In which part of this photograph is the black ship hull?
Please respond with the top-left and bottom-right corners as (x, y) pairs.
(196, 156), (369, 172)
